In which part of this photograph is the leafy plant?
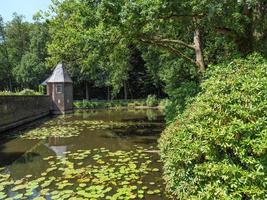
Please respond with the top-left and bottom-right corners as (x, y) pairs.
(159, 54), (267, 199)
(164, 81), (200, 123)
(146, 95), (158, 107)
(0, 89), (41, 96)
(18, 89), (41, 95)
(73, 99), (147, 109)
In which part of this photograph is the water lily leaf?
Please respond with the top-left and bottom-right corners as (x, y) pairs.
(33, 197), (46, 200)
(0, 192), (7, 199)
(13, 193), (23, 199)
(11, 184), (26, 191)
(25, 190), (34, 196)
(43, 156), (54, 160)
(77, 190), (91, 198)
(79, 183), (86, 188)
(41, 180), (52, 188)
(13, 180), (23, 185)
(129, 163), (137, 169)
(153, 189), (161, 194)
(147, 190), (155, 195)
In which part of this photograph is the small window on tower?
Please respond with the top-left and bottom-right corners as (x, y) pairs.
(56, 84), (63, 93)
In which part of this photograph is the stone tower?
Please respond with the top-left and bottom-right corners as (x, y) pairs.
(45, 62), (73, 114)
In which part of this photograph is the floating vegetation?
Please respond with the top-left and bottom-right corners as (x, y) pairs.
(20, 126), (82, 139)
(16, 116), (163, 140)
(0, 146), (167, 199)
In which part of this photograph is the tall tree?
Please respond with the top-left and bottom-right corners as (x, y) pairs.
(13, 53), (47, 88)
(11, 18), (49, 89)
(0, 16), (12, 90)
(5, 14), (31, 66)
(46, 0), (266, 98)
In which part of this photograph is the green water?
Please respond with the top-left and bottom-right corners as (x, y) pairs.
(0, 109), (170, 200)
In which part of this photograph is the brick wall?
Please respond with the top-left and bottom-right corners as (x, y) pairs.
(0, 96), (50, 132)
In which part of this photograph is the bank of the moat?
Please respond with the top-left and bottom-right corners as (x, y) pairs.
(0, 109), (171, 200)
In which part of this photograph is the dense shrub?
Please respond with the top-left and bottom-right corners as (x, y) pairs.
(73, 99), (147, 109)
(73, 101), (84, 108)
(18, 89), (41, 95)
(159, 99), (170, 109)
(0, 91), (14, 95)
(0, 89), (41, 96)
(159, 54), (267, 199)
(164, 81), (200, 123)
(146, 95), (158, 107)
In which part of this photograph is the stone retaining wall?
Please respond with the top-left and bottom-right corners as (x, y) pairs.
(0, 96), (50, 132)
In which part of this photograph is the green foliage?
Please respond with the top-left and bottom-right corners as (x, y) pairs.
(5, 14), (32, 65)
(0, 16), (12, 89)
(73, 99), (147, 109)
(146, 95), (158, 107)
(13, 53), (47, 88)
(0, 91), (15, 95)
(18, 89), (42, 95)
(159, 54), (267, 199)
(38, 85), (45, 94)
(164, 81), (200, 123)
(0, 89), (41, 96)
(0, 14), (49, 90)
(158, 99), (170, 109)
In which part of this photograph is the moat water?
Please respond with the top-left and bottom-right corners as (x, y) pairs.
(0, 109), (170, 199)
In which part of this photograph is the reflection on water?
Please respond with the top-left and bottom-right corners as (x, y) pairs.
(0, 109), (169, 199)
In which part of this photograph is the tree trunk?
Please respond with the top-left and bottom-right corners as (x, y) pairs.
(85, 82), (89, 100)
(8, 77), (12, 91)
(194, 28), (205, 72)
(129, 87), (133, 100)
(123, 80), (128, 100)
(107, 86), (110, 101)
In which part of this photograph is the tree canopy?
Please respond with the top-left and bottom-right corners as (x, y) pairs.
(0, 1), (266, 199)
(44, 0), (266, 97)
(1, 0), (266, 98)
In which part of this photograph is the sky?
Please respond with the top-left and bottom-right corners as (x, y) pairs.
(0, 0), (52, 22)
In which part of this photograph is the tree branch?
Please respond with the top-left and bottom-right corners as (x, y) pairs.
(140, 38), (195, 65)
(141, 37), (195, 50)
(163, 44), (196, 64)
(159, 13), (204, 20)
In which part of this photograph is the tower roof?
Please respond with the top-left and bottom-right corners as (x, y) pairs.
(46, 62), (73, 83)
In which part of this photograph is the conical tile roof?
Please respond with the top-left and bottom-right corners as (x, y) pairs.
(46, 63), (72, 83)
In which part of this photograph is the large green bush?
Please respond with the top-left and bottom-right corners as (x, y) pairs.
(159, 54), (267, 199)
